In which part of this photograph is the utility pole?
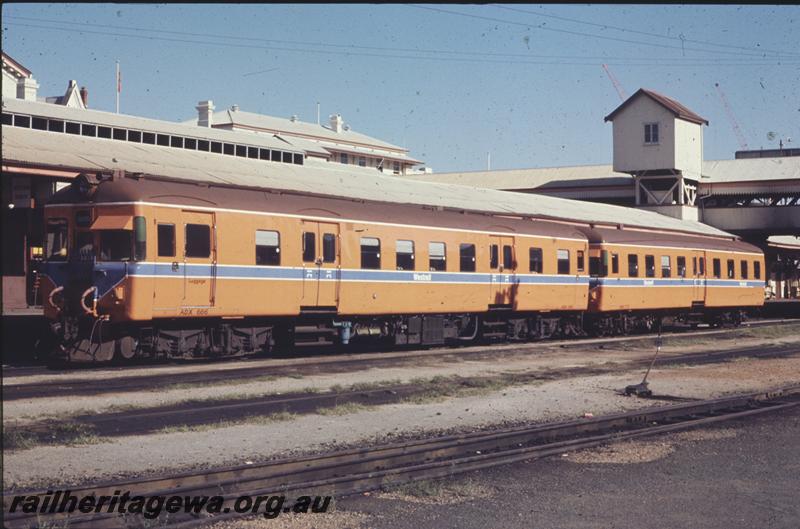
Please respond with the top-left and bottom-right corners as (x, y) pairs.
(115, 60), (120, 114)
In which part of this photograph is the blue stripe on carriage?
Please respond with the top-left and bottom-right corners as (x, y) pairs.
(589, 277), (763, 288)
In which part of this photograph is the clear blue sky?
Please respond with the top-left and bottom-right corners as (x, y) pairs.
(3, 4), (799, 172)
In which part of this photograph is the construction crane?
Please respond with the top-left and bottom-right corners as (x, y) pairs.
(602, 64), (627, 102)
(714, 82), (749, 151)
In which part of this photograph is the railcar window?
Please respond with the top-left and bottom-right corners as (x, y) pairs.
(741, 260), (748, 279)
(323, 234), (336, 263)
(727, 259), (735, 279)
(302, 232), (316, 263)
(529, 248), (543, 273)
(692, 257), (698, 275)
(643, 255), (655, 278)
(699, 257), (705, 276)
(677, 256), (687, 277)
(157, 224), (176, 257)
(396, 240), (415, 270)
(255, 230), (280, 266)
(576, 250), (585, 272)
(661, 256), (671, 278)
(45, 219), (69, 261)
(589, 257), (600, 277)
(76, 231), (95, 262)
(612, 253), (619, 274)
(628, 254), (639, 277)
(557, 250), (570, 275)
(713, 258), (721, 278)
(754, 261), (761, 280)
(185, 224), (211, 258)
(490, 245), (499, 269)
(99, 230), (133, 261)
(429, 242), (446, 271)
(460, 244), (476, 272)
(503, 245), (513, 270)
(360, 237), (381, 269)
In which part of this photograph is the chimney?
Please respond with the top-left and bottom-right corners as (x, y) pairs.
(80, 86), (89, 107)
(330, 114), (343, 133)
(196, 100), (215, 127)
(16, 77), (39, 101)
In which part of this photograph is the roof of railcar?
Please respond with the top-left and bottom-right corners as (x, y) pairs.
(2, 123), (736, 240)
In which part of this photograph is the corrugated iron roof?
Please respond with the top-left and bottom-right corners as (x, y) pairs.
(409, 158), (800, 190)
(604, 88), (708, 125)
(2, 125), (734, 239)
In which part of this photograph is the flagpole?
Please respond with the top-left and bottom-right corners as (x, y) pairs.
(115, 60), (120, 114)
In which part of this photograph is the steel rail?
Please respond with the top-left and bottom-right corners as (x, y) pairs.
(4, 385), (799, 529)
(6, 344), (799, 442)
(4, 318), (797, 401)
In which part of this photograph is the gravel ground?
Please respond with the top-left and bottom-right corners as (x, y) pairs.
(5, 330), (798, 423)
(4, 354), (800, 490)
(332, 407), (800, 529)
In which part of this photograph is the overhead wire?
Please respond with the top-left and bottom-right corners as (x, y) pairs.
(4, 21), (800, 69)
(490, 4), (800, 57)
(406, 4), (800, 59)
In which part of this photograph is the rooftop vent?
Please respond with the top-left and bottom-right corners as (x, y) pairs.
(196, 100), (215, 127)
(330, 114), (343, 133)
(290, 115), (298, 122)
(231, 104), (239, 112)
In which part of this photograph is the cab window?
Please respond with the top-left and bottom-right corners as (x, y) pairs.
(45, 219), (69, 261)
(99, 231), (133, 261)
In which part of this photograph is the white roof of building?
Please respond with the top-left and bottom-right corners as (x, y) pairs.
(2, 125), (734, 238)
(3, 97), (305, 154)
(188, 108), (406, 153)
(408, 158), (800, 189)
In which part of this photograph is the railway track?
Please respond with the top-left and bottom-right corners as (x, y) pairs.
(4, 386), (799, 529)
(5, 343), (800, 444)
(4, 319), (797, 401)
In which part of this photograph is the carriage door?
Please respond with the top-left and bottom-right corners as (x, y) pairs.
(489, 236), (516, 306)
(182, 211), (216, 310)
(692, 250), (706, 304)
(301, 220), (340, 309)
